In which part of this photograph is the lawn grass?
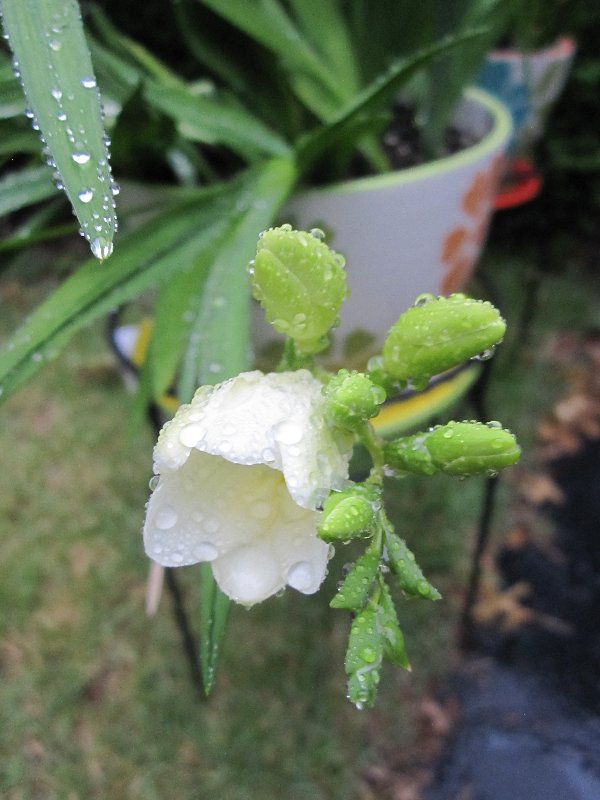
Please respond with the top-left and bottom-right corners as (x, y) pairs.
(1, 244), (597, 799)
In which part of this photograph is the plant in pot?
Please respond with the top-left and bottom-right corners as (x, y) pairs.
(0, 0), (518, 701)
(186, 0), (513, 354)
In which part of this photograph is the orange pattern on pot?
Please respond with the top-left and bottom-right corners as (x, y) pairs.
(440, 155), (503, 295)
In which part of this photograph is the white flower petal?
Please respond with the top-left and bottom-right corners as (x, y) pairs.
(143, 450), (330, 604)
(211, 543), (284, 605)
(154, 370), (352, 509)
(143, 370), (352, 604)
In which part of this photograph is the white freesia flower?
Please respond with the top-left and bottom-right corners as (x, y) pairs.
(143, 370), (353, 605)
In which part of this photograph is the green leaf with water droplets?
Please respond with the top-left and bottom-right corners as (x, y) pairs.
(345, 606), (383, 708)
(1, 0), (117, 259)
(330, 544), (380, 610)
(382, 294), (506, 388)
(378, 581), (410, 670)
(384, 530), (441, 601)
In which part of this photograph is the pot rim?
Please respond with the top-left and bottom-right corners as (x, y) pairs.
(488, 35), (576, 62)
(293, 87), (512, 198)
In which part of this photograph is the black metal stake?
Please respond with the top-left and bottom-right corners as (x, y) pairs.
(164, 567), (205, 697)
(459, 474), (500, 651)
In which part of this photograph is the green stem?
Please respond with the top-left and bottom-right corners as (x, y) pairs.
(277, 338), (315, 372)
(358, 422), (386, 480)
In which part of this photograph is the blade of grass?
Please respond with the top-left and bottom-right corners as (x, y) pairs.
(1, 0), (117, 259)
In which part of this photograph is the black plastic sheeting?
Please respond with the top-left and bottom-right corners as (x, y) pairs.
(427, 436), (600, 799)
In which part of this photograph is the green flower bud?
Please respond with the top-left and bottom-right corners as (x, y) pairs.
(384, 421), (521, 477)
(324, 369), (386, 430)
(423, 420), (521, 476)
(319, 484), (381, 542)
(250, 224), (349, 353)
(382, 294), (506, 388)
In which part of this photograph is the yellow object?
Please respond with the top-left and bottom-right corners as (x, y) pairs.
(114, 322), (480, 432)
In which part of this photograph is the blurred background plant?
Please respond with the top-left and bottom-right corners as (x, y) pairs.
(0, 0), (516, 420)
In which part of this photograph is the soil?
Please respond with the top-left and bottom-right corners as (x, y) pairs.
(380, 99), (480, 171)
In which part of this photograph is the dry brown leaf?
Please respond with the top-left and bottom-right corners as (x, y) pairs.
(473, 582), (534, 631)
(518, 474), (565, 505)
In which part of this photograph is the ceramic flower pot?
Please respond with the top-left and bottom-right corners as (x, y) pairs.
(476, 37), (576, 158)
(270, 88), (512, 357)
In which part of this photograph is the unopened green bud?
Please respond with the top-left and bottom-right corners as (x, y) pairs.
(423, 420), (520, 475)
(324, 369), (386, 430)
(319, 484), (381, 542)
(385, 420), (520, 477)
(382, 294), (506, 388)
(250, 224), (349, 353)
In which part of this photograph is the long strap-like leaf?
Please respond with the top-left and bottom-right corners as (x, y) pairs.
(0, 0), (117, 258)
(0, 184), (231, 403)
(180, 156), (297, 694)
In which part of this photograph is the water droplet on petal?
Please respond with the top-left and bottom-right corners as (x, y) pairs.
(203, 517), (220, 534)
(155, 506), (178, 530)
(262, 447), (275, 462)
(275, 420), (303, 445)
(148, 475), (160, 491)
(179, 423), (206, 448)
(192, 542), (219, 561)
